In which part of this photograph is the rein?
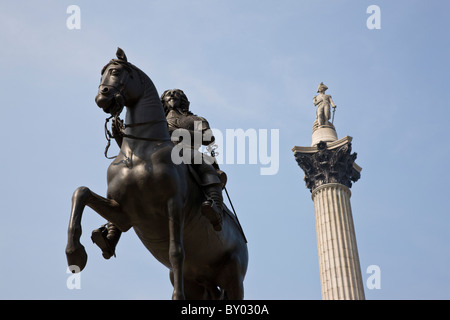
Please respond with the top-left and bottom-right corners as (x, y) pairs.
(104, 115), (120, 159)
(104, 115), (169, 159)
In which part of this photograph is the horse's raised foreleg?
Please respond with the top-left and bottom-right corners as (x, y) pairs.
(65, 186), (131, 272)
(168, 196), (185, 300)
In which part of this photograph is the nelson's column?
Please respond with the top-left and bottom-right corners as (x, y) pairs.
(292, 83), (365, 300)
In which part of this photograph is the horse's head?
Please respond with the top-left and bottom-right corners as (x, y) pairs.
(95, 48), (144, 116)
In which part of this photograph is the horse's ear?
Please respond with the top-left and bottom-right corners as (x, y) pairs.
(116, 47), (127, 62)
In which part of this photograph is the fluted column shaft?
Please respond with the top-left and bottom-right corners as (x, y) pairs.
(312, 183), (364, 300)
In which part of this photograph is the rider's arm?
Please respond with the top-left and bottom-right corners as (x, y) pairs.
(199, 117), (215, 146)
(329, 96), (337, 108)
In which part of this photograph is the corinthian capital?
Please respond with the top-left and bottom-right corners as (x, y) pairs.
(293, 138), (361, 192)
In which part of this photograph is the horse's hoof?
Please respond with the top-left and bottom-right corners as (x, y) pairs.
(172, 291), (185, 300)
(66, 244), (88, 272)
(91, 227), (115, 259)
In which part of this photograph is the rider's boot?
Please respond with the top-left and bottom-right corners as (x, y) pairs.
(201, 184), (223, 231)
(91, 222), (122, 259)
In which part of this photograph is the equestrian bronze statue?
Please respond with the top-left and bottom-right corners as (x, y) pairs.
(65, 48), (248, 300)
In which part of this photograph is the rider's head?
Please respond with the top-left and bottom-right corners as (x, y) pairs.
(161, 89), (190, 114)
(317, 82), (328, 93)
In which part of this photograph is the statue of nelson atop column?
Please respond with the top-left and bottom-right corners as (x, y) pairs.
(313, 82), (336, 127)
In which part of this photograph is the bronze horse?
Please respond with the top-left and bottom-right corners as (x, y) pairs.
(65, 48), (248, 299)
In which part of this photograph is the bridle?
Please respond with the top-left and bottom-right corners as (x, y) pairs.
(99, 60), (131, 118)
(103, 116), (168, 159)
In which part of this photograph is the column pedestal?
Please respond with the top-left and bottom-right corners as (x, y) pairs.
(311, 120), (338, 146)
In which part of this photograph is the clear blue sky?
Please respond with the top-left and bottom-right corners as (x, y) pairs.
(1, 0), (449, 299)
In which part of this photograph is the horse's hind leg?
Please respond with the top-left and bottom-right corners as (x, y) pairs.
(220, 257), (245, 300)
(169, 272), (211, 300)
(167, 196), (185, 300)
(223, 276), (244, 300)
(66, 186), (131, 272)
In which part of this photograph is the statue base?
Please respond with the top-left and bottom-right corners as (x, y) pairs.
(312, 120), (337, 146)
